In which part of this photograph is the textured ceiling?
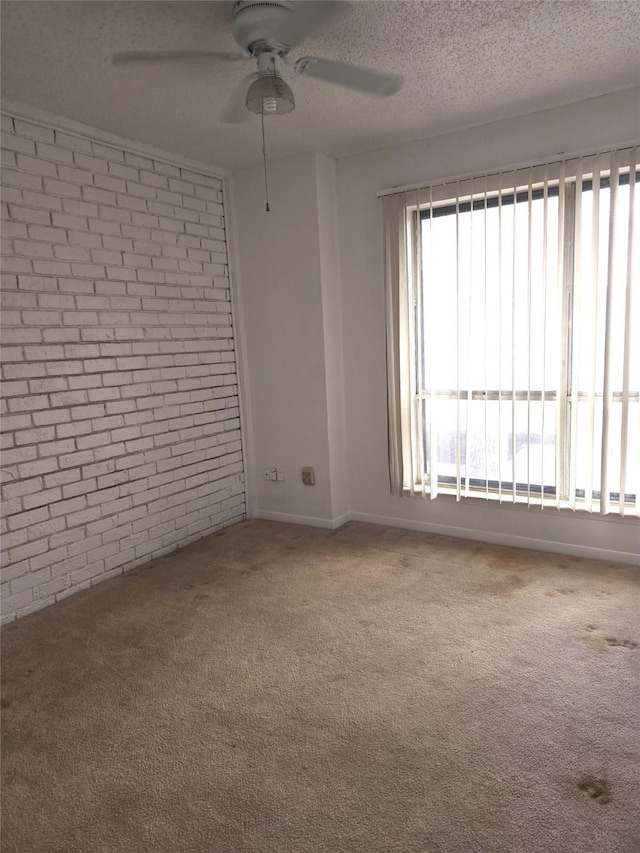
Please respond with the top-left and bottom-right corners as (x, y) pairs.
(2, 1), (639, 172)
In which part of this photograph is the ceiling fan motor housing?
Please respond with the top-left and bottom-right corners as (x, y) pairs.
(232, 1), (294, 54)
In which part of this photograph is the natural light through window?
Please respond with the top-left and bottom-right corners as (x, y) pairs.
(383, 149), (639, 516)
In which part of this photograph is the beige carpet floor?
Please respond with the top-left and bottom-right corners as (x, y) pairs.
(1, 520), (639, 852)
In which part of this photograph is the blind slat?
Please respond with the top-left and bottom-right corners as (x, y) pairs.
(382, 148), (637, 516)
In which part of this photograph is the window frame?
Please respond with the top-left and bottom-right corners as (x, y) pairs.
(409, 169), (638, 506)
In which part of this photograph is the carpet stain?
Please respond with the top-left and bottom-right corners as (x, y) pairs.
(474, 574), (529, 598)
(241, 562), (267, 575)
(0, 697), (12, 709)
(545, 587), (576, 597)
(604, 637), (638, 649)
(576, 774), (612, 805)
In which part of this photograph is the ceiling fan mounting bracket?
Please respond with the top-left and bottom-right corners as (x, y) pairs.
(247, 39), (290, 60)
(232, 1), (295, 53)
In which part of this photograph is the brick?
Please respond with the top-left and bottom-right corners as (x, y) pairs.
(54, 245), (91, 262)
(52, 211), (88, 230)
(126, 181), (156, 199)
(16, 154), (57, 177)
(7, 505), (49, 531)
(58, 278), (95, 294)
(34, 575), (70, 598)
(49, 389), (88, 407)
(54, 131), (92, 153)
(22, 190), (62, 211)
(62, 477), (97, 499)
(22, 310), (62, 326)
(1, 169), (42, 193)
(123, 151), (153, 170)
(62, 311), (99, 326)
(49, 495), (87, 517)
(7, 395), (48, 413)
(1, 589), (33, 615)
(88, 218), (121, 236)
(1, 257), (31, 275)
(70, 403), (105, 421)
(14, 425), (55, 445)
(102, 236), (133, 252)
(69, 230), (101, 249)
(83, 186), (116, 205)
(61, 198), (97, 217)
(91, 249), (122, 266)
(2, 131), (35, 154)
(46, 360), (83, 376)
(1, 221), (27, 240)
(57, 165), (93, 185)
(23, 345), (63, 362)
(56, 421), (91, 439)
(33, 408), (71, 426)
(9, 204), (51, 225)
(22, 487), (62, 510)
(37, 142), (74, 164)
(140, 170), (168, 189)
(116, 193), (147, 212)
(13, 240), (54, 259)
(75, 295), (110, 310)
(44, 179), (83, 199)
(74, 152), (110, 173)
(32, 260), (71, 276)
(108, 162), (138, 181)
(38, 438), (76, 458)
(11, 564), (52, 594)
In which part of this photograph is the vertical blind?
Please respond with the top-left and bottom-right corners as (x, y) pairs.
(383, 148), (639, 516)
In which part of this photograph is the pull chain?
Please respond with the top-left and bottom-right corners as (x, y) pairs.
(261, 106), (270, 213)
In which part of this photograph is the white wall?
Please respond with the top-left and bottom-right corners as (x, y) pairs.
(315, 153), (349, 522)
(1, 106), (245, 621)
(234, 153), (333, 525)
(234, 89), (639, 562)
(336, 88), (640, 562)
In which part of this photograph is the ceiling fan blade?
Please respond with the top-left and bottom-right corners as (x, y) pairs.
(219, 74), (258, 124)
(276, 1), (348, 47)
(295, 56), (402, 97)
(112, 50), (247, 65)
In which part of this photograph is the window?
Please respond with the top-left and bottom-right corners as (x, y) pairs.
(383, 149), (639, 516)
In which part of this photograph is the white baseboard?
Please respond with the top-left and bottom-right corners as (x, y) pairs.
(251, 507), (638, 565)
(253, 508), (351, 531)
(349, 511), (640, 566)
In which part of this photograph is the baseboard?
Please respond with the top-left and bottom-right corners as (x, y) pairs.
(254, 509), (351, 531)
(349, 511), (640, 566)
(251, 507), (638, 565)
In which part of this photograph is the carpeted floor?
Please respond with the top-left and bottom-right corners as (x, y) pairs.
(1, 520), (639, 852)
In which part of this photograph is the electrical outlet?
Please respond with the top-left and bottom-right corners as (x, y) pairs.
(301, 466), (315, 486)
(276, 470), (285, 481)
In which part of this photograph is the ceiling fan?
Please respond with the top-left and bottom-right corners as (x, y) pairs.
(112, 1), (403, 123)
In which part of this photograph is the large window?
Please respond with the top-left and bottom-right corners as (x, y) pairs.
(383, 149), (638, 516)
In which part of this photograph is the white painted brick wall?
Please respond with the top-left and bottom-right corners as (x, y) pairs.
(1, 113), (245, 622)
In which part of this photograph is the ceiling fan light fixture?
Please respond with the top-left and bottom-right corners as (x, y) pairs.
(245, 75), (295, 115)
